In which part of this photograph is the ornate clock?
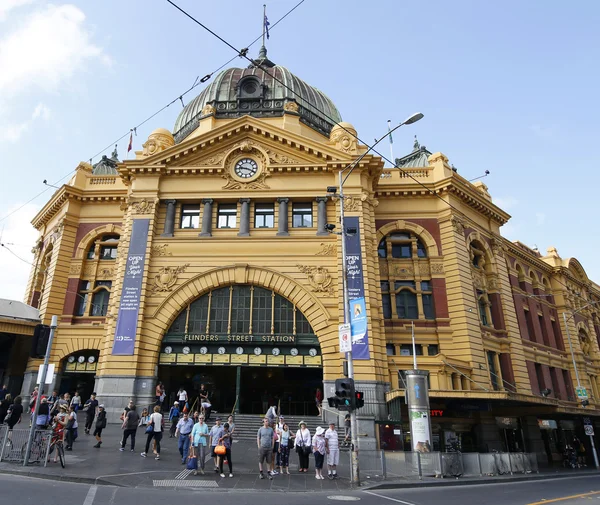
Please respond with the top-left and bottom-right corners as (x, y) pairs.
(234, 158), (258, 179)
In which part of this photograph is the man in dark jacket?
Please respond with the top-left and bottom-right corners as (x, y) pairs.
(83, 393), (98, 435)
(120, 404), (140, 452)
(93, 405), (107, 448)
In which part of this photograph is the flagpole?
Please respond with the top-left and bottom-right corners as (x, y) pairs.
(387, 119), (394, 165)
(262, 4), (266, 47)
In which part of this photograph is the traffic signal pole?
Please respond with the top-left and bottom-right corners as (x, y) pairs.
(339, 169), (360, 486)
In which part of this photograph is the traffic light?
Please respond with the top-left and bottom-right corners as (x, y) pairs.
(335, 378), (356, 410)
(582, 399), (590, 407)
(354, 391), (365, 409)
(31, 324), (50, 358)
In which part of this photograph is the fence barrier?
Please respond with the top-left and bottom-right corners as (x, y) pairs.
(350, 450), (539, 481)
(0, 427), (52, 467)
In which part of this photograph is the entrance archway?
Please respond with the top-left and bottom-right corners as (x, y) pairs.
(59, 350), (99, 401)
(158, 284), (323, 415)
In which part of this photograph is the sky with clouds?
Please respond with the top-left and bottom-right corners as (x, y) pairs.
(1, 0), (599, 301)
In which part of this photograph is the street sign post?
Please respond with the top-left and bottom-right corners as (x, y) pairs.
(576, 387), (588, 399)
(585, 425), (594, 436)
(339, 323), (351, 353)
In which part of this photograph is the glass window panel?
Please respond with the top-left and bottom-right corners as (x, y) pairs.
(75, 280), (90, 316)
(91, 281), (111, 316)
(386, 344), (395, 356)
(181, 204), (200, 229)
(400, 344), (422, 356)
(102, 235), (120, 242)
(488, 351), (499, 390)
(292, 203), (313, 228)
(87, 244), (95, 259)
(421, 281), (432, 291)
(427, 344), (439, 356)
(296, 311), (313, 335)
(381, 281), (390, 293)
(423, 293), (435, 319)
(391, 243), (411, 258)
(382, 293), (392, 319)
(252, 287), (273, 335)
(209, 287), (230, 333)
(378, 238), (387, 258)
(188, 295), (209, 333)
(217, 204), (237, 229)
(417, 239), (427, 258)
(100, 245), (117, 260)
(169, 310), (188, 333)
(231, 285), (251, 334)
(274, 295), (294, 334)
(396, 290), (418, 319)
(389, 233), (411, 240)
(254, 203), (275, 228)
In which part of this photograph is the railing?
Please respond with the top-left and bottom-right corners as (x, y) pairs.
(250, 401), (317, 417)
(0, 427), (52, 467)
(351, 450), (539, 481)
(89, 177), (117, 185)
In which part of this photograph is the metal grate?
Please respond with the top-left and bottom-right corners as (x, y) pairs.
(153, 480), (219, 487)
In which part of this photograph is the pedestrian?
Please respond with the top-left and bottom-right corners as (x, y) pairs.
(192, 410), (199, 424)
(119, 400), (134, 446)
(155, 381), (163, 407)
(315, 388), (323, 416)
(312, 426), (326, 479)
(65, 405), (78, 450)
(199, 384), (211, 420)
(227, 414), (235, 436)
(325, 421), (339, 479)
(0, 384), (7, 401)
(70, 391), (81, 412)
(51, 404), (68, 463)
(279, 422), (293, 474)
(51, 393), (69, 417)
(343, 413), (351, 446)
(47, 391), (58, 414)
(177, 387), (188, 412)
(191, 414), (209, 475)
(141, 405), (163, 460)
(93, 405), (106, 448)
(209, 417), (224, 473)
(270, 419), (280, 475)
(295, 420), (311, 472)
(265, 404), (277, 425)
(176, 411), (194, 464)
(257, 416), (275, 479)
(0, 393), (12, 424)
(218, 422), (233, 478)
(30, 386), (39, 414)
(139, 407), (149, 427)
(6, 396), (23, 430)
(169, 401), (180, 437)
(120, 403), (140, 452)
(83, 392), (98, 435)
(35, 397), (50, 429)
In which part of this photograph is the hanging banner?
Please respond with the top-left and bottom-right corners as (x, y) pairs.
(112, 219), (150, 355)
(344, 216), (370, 360)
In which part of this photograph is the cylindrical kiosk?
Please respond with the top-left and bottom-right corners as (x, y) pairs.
(405, 369), (432, 453)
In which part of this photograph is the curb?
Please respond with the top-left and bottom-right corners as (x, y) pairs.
(0, 468), (120, 487)
(363, 470), (599, 490)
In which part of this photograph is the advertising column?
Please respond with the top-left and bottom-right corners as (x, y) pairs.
(112, 218), (150, 355)
(405, 369), (432, 452)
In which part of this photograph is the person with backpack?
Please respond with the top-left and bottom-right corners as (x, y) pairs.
(120, 404), (140, 452)
(93, 405), (106, 448)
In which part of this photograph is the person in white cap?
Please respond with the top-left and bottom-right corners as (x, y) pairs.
(325, 421), (339, 479)
(312, 426), (326, 480)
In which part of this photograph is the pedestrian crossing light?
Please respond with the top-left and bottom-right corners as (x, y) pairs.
(335, 378), (356, 411)
(355, 391), (365, 409)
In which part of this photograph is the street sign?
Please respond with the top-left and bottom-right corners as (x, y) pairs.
(585, 425), (595, 436)
(576, 387), (588, 399)
(36, 363), (55, 385)
(339, 323), (351, 353)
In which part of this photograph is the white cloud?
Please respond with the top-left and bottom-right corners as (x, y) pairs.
(536, 212), (546, 226)
(0, 3), (110, 142)
(493, 196), (519, 211)
(0, 102), (50, 142)
(0, 0), (35, 21)
(0, 202), (40, 301)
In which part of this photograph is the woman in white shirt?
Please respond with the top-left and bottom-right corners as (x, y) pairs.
(70, 392), (81, 411)
(294, 421), (311, 472)
(178, 388), (188, 410)
(141, 405), (163, 460)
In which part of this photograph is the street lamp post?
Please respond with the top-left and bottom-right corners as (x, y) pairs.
(334, 112), (423, 486)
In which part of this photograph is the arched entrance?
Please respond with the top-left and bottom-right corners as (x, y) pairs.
(158, 285), (323, 415)
(59, 350), (99, 400)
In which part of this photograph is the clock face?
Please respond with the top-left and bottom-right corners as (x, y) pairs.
(182, 346), (191, 355)
(272, 348), (280, 356)
(200, 346), (208, 355)
(254, 347), (262, 356)
(87, 356), (96, 364)
(77, 356), (85, 364)
(309, 348), (317, 357)
(218, 346), (226, 355)
(67, 356), (75, 363)
(236, 347), (244, 355)
(234, 158), (258, 179)
(290, 348), (299, 356)
(164, 346), (172, 354)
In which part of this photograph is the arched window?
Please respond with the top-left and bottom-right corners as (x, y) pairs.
(477, 290), (492, 327)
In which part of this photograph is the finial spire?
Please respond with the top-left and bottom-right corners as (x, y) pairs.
(111, 144), (118, 160)
(413, 135), (420, 151)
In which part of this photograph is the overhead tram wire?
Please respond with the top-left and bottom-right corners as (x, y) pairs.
(0, 1), (305, 226)
(165, 1), (600, 309)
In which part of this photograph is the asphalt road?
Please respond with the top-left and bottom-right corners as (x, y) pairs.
(3, 473), (599, 505)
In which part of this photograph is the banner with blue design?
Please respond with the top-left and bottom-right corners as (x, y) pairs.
(112, 219), (149, 355)
(344, 216), (370, 360)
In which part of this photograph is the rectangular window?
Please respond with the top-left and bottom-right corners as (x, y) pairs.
(395, 281), (418, 319)
(386, 343), (396, 356)
(400, 344), (422, 356)
(427, 344), (439, 356)
(100, 245), (117, 260)
(538, 314), (550, 346)
(188, 296), (209, 333)
(254, 203), (275, 228)
(292, 202), (313, 228)
(252, 287), (272, 335)
(524, 309), (535, 341)
(381, 281), (392, 319)
(421, 281), (435, 320)
(549, 367), (560, 399)
(230, 286), (251, 334)
(562, 369), (574, 400)
(181, 204), (200, 229)
(217, 203), (237, 229)
(535, 363), (545, 394)
(209, 287), (230, 333)
(274, 296), (294, 334)
(477, 290), (489, 326)
(90, 281), (111, 316)
(487, 351), (500, 390)
(75, 280), (90, 316)
(391, 243), (411, 258)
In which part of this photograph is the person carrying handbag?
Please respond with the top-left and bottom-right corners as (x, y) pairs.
(141, 405), (163, 460)
(294, 421), (311, 472)
(191, 414), (209, 475)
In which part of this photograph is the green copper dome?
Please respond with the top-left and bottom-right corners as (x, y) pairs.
(173, 48), (342, 143)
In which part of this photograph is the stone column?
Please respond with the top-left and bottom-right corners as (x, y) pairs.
(238, 198), (250, 237)
(316, 196), (329, 236)
(199, 198), (213, 237)
(161, 199), (177, 237)
(276, 197), (289, 236)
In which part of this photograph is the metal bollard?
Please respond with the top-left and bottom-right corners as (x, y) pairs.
(381, 450), (387, 479)
(417, 451), (422, 480)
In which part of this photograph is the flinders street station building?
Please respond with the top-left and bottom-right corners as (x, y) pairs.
(6, 47), (600, 464)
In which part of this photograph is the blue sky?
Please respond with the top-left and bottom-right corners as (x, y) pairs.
(1, 0), (599, 300)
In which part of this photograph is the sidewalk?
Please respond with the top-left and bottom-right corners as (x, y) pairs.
(0, 428), (596, 491)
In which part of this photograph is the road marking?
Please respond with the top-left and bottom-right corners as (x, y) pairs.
(527, 491), (600, 505)
(175, 469), (193, 480)
(83, 485), (98, 505)
(363, 491), (416, 505)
